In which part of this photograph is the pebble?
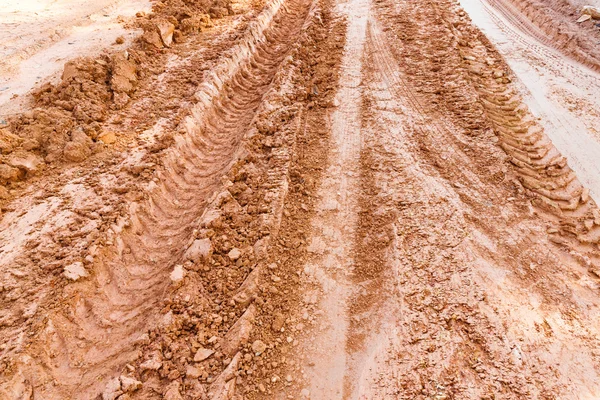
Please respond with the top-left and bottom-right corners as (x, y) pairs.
(163, 381), (184, 400)
(185, 238), (212, 262)
(64, 262), (89, 281)
(119, 376), (142, 393)
(272, 313), (285, 331)
(186, 365), (202, 378)
(140, 358), (162, 371)
(252, 340), (267, 355)
(228, 248), (242, 260)
(102, 377), (122, 400)
(194, 347), (215, 362)
(170, 265), (186, 282)
(98, 131), (117, 144)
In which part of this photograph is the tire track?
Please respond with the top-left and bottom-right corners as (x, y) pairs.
(297, 0), (368, 396)
(0, 0), (314, 397)
(447, 5), (600, 269)
(478, 0), (600, 85)
(347, 0), (600, 396)
(484, 0), (600, 72)
(286, 0), (600, 396)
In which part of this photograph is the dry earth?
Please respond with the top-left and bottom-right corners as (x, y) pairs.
(1, 0), (600, 398)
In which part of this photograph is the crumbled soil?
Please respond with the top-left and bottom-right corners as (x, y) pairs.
(2, 0), (600, 398)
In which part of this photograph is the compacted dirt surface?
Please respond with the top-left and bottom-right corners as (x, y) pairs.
(2, 0), (600, 398)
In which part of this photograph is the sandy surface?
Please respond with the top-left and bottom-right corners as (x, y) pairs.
(1, 0), (600, 398)
(460, 0), (600, 203)
(0, 0), (151, 115)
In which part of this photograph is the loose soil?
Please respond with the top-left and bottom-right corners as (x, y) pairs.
(2, 0), (600, 398)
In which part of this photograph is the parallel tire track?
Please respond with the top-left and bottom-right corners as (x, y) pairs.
(0, 0), (314, 397)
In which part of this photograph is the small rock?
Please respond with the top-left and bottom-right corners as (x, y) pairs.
(170, 265), (186, 282)
(71, 128), (92, 145)
(63, 141), (91, 162)
(7, 153), (43, 175)
(0, 164), (20, 182)
(61, 61), (79, 81)
(119, 376), (142, 393)
(272, 313), (284, 331)
(577, 13), (592, 22)
(185, 238), (212, 263)
(200, 209), (221, 227)
(111, 53), (137, 94)
(228, 248), (242, 261)
(251, 340), (266, 355)
(98, 131), (117, 144)
(143, 30), (163, 48)
(64, 262), (89, 281)
(186, 365), (203, 378)
(581, 5), (600, 19)
(194, 347), (215, 362)
(163, 381), (184, 400)
(232, 265), (260, 306)
(140, 358), (162, 371)
(157, 20), (175, 47)
(300, 388), (310, 398)
(113, 92), (130, 109)
(207, 336), (218, 344)
(102, 377), (122, 400)
(221, 305), (256, 356)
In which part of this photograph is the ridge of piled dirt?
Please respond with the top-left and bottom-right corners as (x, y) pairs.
(0, 0), (347, 397)
(0, 0), (234, 209)
(118, 0), (347, 399)
(3, 0), (600, 397)
(486, 0), (600, 71)
(247, 0), (600, 397)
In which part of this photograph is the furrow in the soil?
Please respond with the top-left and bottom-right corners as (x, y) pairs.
(0, 0), (313, 397)
(475, 0), (600, 84)
(445, 5), (600, 268)
(484, 0), (600, 72)
(286, 0), (600, 396)
(298, 0), (368, 397)
(353, 0), (600, 396)
(460, 0), (600, 208)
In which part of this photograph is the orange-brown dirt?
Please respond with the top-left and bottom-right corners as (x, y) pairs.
(2, 0), (600, 398)
(485, 0), (600, 71)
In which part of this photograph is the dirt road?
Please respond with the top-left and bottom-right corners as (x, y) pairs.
(0, 0), (152, 116)
(1, 0), (600, 398)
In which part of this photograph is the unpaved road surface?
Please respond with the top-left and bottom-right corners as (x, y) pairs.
(0, 0), (152, 115)
(2, 0), (600, 398)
